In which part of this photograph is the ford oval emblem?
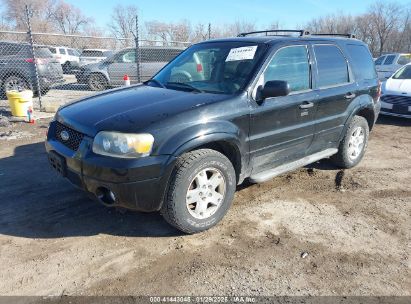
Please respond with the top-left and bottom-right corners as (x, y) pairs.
(60, 130), (70, 141)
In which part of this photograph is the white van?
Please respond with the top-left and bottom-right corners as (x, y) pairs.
(375, 53), (411, 80)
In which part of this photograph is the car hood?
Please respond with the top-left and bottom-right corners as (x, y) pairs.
(57, 85), (228, 136)
(383, 78), (411, 96)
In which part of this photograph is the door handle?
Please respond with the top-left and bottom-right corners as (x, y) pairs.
(299, 101), (314, 109)
(345, 92), (356, 99)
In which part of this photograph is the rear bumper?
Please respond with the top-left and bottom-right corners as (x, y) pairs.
(45, 123), (176, 211)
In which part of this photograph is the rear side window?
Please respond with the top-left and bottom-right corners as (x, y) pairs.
(346, 44), (377, 80)
(314, 45), (349, 87)
(0, 43), (22, 55)
(375, 56), (385, 65)
(383, 55), (396, 65)
(81, 50), (104, 57)
(141, 48), (183, 62)
(397, 55), (411, 65)
(264, 45), (310, 92)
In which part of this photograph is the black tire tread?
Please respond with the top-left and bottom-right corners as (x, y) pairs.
(331, 115), (369, 169)
(161, 149), (234, 234)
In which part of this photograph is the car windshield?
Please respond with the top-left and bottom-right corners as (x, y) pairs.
(150, 42), (268, 94)
(392, 65), (411, 79)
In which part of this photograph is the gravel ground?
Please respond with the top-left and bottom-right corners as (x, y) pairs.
(0, 114), (410, 296)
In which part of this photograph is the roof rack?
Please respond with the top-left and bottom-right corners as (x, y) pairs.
(312, 33), (356, 39)
(237, 29), (310, 37)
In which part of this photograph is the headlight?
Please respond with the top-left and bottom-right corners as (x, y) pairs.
(92, 132), (154, 158)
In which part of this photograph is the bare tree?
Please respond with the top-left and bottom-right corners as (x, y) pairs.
(368, 1), (403, 55)
(305, 12), (356, 34)
(225, 20), (256, 36)
(0, 11), (12, 30)
(51, 0), (92, 35)
(145, 20), (192, 44)
(108, 4), (138, 46)
(1, 0), (55, 31)
(192, 23), (209, 42)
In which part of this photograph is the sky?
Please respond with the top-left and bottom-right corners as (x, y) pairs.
(67, 0), (411, 30)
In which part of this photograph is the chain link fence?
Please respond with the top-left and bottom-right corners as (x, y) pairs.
(0, 21), (190, 110)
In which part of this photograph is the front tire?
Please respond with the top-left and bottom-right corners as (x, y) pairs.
(161, 149), (236, 234)
(331, 115), (369, 169)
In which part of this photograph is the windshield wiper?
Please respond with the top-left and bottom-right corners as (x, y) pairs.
(166, 82), (204, 93)
(145, 79), (166, 88)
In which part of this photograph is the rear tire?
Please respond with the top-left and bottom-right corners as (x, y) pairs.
(331, 115), (369, 169)
(87, 73), (108, 91)
(3, 75), (31, 93)
(161, 149), (236, 234)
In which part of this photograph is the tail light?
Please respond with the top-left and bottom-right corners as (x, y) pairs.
(25, 58), (49, 64)
(375, 80), (382, 103)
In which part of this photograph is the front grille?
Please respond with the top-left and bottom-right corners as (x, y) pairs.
(55, 122), (84, 151)
(381, 95), (411, 106)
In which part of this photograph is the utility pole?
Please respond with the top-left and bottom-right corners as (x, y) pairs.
(135, 14), (141, 83)
(26, 5), (42, 109)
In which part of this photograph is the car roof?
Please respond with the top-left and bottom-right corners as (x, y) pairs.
(197, 35), (364, 46)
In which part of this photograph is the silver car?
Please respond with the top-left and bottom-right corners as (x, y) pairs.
(75, 47), (185, 91)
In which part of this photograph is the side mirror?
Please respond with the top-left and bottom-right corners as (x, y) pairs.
(260, 80), (290, 99)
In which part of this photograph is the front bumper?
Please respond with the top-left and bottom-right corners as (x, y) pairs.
(45, 122), (176, 212)
(380, 100), (411, 119)
(380, 109), (411, 119)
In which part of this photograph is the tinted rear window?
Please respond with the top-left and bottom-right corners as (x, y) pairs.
(140, 48), (184, 62)
(375, 56), (385, 65)
(0, 43), (22, 55)
(81, 50), (104, 57)
(314, 44), (349, 87)
(346, 44), (377, 80)
(383, 55), (396, 65)
(34, 47), (53, 58)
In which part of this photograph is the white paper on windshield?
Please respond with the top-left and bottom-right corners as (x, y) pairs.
(225, 46), (258, 62)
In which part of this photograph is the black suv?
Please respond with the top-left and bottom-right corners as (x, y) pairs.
(46, 30), (381, 233)
(0, 41), (64, 95)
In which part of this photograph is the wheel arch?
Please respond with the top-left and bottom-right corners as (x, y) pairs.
(171, 133), (246, 185)
(1, 71), (32, 89)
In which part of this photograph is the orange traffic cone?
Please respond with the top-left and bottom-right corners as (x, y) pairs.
(123, 75), (130, 86)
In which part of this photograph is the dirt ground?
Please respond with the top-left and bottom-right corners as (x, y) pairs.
(0, 114), (410, 297)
